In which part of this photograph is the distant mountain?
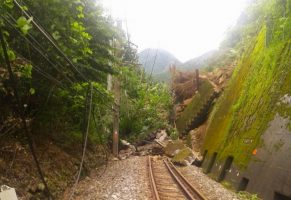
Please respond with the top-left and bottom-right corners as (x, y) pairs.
(179, 50), (219, 71)
(179, 49), (236, 72)
(138, 48), (181, 74)
(138, 48), (236, 83)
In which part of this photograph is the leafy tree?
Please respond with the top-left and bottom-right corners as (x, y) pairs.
(0, 0), (172, 146)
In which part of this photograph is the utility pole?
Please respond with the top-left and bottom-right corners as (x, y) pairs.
(112, 77), (120, 157)
(111, 21), (122, 157)
(107, 71), (119, 157)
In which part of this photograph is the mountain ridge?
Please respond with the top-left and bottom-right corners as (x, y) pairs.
(138, 48), (181, 74)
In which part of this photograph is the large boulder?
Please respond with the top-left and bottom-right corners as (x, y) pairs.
(120, 139), (136, 152)
(164, 140), (185, 157)
(156, 130), (168, 143)
(119, 139), (136, 159)
(172, 147), (196, 166)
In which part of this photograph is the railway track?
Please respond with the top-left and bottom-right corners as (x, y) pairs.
(148, 156), (207, 200)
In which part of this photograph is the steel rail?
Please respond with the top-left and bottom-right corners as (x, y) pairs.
(163, 159), (196, 200)
(149, 155), (208, 200)
(165, 159), (208, 200)
(148, 156), (161, 200)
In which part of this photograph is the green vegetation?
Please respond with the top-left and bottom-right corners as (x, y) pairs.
(238, 191), (262, 200)
(119, 66), (172, 142)
(169, 127), (179, 140)
(0, 0), (171, 147)
(202, 0), (291, 168)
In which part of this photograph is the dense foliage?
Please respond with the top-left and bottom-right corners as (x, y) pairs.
(119, 65), (172, 141)
(0, 0), (171, 146)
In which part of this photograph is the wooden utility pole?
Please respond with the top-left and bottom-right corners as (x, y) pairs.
(112, 77), (120, 157)
(111, 20), (122, 157)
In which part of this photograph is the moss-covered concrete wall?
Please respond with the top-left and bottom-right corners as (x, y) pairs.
(203, 26), (290, 167)
(202, 0), (291, 198)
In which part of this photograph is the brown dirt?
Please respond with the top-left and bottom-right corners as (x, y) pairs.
(0, 135), (107, 200)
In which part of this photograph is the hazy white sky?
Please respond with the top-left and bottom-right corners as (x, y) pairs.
(101, 0), (249, 62)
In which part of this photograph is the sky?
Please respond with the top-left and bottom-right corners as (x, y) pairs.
(100, 0), (249, 62)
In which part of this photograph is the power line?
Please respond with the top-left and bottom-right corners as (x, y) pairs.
(149, 48), (158, 78)
(143, 48), (151, 67)
(0, 25), (54, 200)
(15, 52), (65, 87)
(13, 0), (87, 81)
(69, 82), (93, 200)
(9, 2), (117, 105)
(5, 13), (77, 82)
(2, 15), (75, 84)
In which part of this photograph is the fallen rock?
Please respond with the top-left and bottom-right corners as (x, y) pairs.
(0, 185), (18, 200)
(156, 130), (168, 142)
(112, 157), (119, 161)
(118, 154), (127, 160)
(164, 140), (185, 157)
(119, 139), (136, 159)
(137, 151), (148, 156)
(152, 146), (164, 155)
(120, 139), (136, 152)
(118, 149), (134, 159)
(172, 147), (196, 166)
(120, 139), (130, 146)
(37, 183), (45, 192)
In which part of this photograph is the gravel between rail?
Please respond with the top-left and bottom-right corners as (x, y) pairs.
(64, 156), (241, 200)
(178, 165), (240, 200)
(67, 156), (152, 200)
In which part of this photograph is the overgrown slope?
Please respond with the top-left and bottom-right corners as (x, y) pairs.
(203, 0), (291, 168)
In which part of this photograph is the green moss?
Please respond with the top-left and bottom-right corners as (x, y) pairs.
(185, 132), (192, 148)
(164, 140), (185, 156)
(238, 191), (262, 200)
(172, 147), (193, 162)
(202, 19), (291, 169)
(221, 180), (234, 190)
(176, 80), (214, 133)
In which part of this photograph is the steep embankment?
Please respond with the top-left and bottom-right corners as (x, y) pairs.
(203, 22), (290, 169)
(201, 0), (290, 198)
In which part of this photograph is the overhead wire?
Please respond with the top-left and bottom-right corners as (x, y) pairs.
(92, 105), (109, 177)
(0, 26), (54, 200)
(69, 82), (93, 200)
(4, 13), (114, 108)
(6, 13), (77, 83)
(149, 48), (158, 79)
(13, 0), (88, 81)
(7, 3), (117, 107)
(13, 51), (65, 87)
(1, 3), (118, 199)
(2, 14), (75, 84)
